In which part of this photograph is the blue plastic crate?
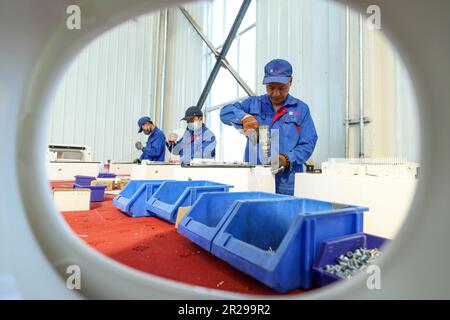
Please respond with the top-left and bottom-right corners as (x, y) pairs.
(112, 180), (170, 217)
(313, 233), (388, 287)
(146, 181), (233, 224)
(74, 175), (96, 186)
(73, 184), (107, 202)
(178, 192), (290, 252)
(211, 198), (367, 292)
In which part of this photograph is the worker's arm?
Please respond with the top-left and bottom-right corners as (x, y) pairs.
(284, 106), (318, 168)
(142, 132), (166, 159)
(166, 135), (185, 156)
(202, 130), (217, 159)
(220, 98), (255, 129)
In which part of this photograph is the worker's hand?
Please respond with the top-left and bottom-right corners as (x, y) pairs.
(168, 133), (178, 145)
(271, 154), (290, 175)
(135, 141), (143, 150)
(241, 115), (259, 133)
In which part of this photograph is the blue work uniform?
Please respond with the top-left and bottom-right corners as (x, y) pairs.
(166, 124), (216, 164)
(140, 127), (166, 161)
(220, 94), (318, 195)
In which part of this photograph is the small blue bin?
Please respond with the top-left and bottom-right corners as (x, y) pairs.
(178, 192), (290, 252)
(146, 181), (233, 224)
(211, 198), (368, 292)
(112, 180), (170, 217)
(74, 175), (96, 186)
(313, 233), (388, 287)
(74, 184), (107, 202)
(98, 173), (116, 179)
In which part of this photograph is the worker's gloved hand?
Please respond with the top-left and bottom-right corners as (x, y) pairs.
(135, 141), (143, 150)
(241, 114), (259, 133)
(168, 133), (178, 145)
(271, 154), (290, 175)
(240, 115), (259, 145)
(133, 158), (142, 164)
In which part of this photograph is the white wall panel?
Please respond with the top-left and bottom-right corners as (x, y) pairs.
(256, 0), (347, 166)
(162, 2), (211, 135)
(256, 0), (420, 165)
(48, 13), (161, 163)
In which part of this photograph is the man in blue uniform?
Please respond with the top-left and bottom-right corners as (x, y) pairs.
(135, 116), (166, 161)
(166, 106), (216, 164)
(220, 59), (318, 195)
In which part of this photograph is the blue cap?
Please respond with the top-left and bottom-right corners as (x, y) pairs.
(137, 116), (152, 133)
(181, 106), (203, 121)
(263, 59), (293, 85)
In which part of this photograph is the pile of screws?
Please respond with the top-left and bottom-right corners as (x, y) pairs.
(324, 248), (382, 279)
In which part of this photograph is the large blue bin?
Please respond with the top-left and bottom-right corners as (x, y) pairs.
(146, 181), (233, 224)
(313, 233), (388, 287)
(112, 180), (170, 217)
(178, 192), (290, 252)
(211, 198), (367, 292)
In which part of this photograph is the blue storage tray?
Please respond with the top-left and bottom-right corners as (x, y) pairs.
(312, 233), (388, 287)
(178, 192), (290, 252)
(211, 198), (368, 292)
(112, 180), (171, 217)
(146, 181), (233, 224)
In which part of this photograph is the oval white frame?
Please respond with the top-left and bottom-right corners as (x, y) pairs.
(9, 0), (450, 299)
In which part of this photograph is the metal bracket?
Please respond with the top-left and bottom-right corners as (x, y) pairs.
(179, 0), (254, 110)
(344, 117), (372, 126)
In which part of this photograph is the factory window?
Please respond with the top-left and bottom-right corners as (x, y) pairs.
(205, 0), (256, 162)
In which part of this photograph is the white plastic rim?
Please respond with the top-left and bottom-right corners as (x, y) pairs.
(10, 0), (450, 299)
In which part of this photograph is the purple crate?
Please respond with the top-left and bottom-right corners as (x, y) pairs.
(74, 184), (107, 202)
(74, 175), (96, 186)
(313, 233), (388, 287)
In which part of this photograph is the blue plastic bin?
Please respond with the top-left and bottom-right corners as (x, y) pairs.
(74, 184), (107, 202)
(74, 175), (96, 186)
(313, 233), (388, 287)
(112, 180), (171, 217)
(98, 173), (116, 179)
(146, 181), (233, 224)
(178, 192), (290, 252)
(211, 198), (368, 292)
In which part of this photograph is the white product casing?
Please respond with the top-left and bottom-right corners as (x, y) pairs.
(52, 189), (91, 212)
(130, 162), (178, 180)
(130, 162), (275, 193)
(172, 166), (275, 193)
(47, 162), (101, 181)
(109, 162), (134, 176)
(295, 173), (417, 239)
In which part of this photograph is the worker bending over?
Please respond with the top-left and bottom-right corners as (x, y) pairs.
(167, 106), (216, 164)
(135, 116), (166, 161)
(220, 59), (318, 195)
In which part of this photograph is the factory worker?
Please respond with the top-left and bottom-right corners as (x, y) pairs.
(220, 59), (318, 195)
(166, 106), (216, 164)
(135, 116), (166, 162)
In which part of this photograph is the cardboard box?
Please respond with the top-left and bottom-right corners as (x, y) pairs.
(92, 178), (114, 191)
(175, 207), (191, 229)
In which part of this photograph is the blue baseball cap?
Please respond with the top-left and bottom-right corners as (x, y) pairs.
(263, 59), (293, 85)
(137, 116), (152, 133)
(181, 106), (203, 121)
